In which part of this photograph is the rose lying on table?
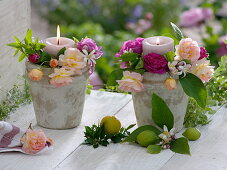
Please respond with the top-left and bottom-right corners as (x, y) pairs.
(0, 121), (53, 155)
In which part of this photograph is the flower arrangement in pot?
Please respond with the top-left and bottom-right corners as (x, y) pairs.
(8, 27), (103, 129)
(108, 23), (214, 132)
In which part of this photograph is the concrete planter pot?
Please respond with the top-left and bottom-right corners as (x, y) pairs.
(26, 62), (89, 129)
(132, 72), (188, 132)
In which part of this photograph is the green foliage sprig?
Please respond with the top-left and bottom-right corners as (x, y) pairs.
(83, 123), (135, 148)
(0, 77), (32, 120)
(7, 29), (47, 62)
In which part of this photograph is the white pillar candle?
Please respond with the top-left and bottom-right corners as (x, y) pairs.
(142, 36), (174, 55)
(43, 25), (75, 56)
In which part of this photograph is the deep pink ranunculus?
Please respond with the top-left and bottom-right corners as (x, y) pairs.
(76, 38), (103, 59)
(115, 37), (144, 57)
(199, 47), (209, 60)
(28, 53), (40, 63)
(143, 53), (168, 74)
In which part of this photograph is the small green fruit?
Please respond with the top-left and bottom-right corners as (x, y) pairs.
(100, 116), (121, 135)
(136, 130), (158, 147)
(182, 127), (201, 141)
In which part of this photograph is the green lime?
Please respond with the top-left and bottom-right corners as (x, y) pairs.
(182, 127), (201, 141)
(136, 130), (158, 147)
(100, 116), (121, 135)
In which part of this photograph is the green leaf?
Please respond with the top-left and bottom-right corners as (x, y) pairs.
(121, 52), (139, 62)
(7, 42), (20, 48)
(24, 29), (33, 44)
(135, 58), (144, 69)
(56, 47), (66, 58)
(179, 73), (207, 108)
(164, 51), (175, 62)
(39, 52), (51, 63)
(122, 125), (161, 143)
(224, 39), (227, 44)
(18, 53), (26, 62)
(147, 145), (162, 154)
(125, 124), (136, 131)
(13, 49), (19, 56)
(107, 69), (123, 86)
(170, 22), (184, 41)
(13, 36), (21, 43)
(170, 137), (190, 155)
(152, 93), (174, 130)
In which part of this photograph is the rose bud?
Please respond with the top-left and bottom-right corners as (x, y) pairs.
(165, 78), (177, 90)
(28, 69), (43, 81)
(28, 53), (40, 63)
(50, 59), (58, 68)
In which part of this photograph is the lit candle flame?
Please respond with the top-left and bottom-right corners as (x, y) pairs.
(57, 25), (60, 45)
(156, 37), (160, 45)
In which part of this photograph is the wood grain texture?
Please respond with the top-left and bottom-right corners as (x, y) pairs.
(0, 0), (30, 101)
(0, 91), (131, 170)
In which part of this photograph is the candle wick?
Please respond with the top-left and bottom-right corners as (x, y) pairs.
(57, 39), (60, 45)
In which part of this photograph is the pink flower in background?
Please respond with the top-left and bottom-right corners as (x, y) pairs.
(59, 48), (86, 75)
(120, 62), (129, 69)
(199, 47), (209, 60)
(28, 53), (40, 63)
(49, 68), (74, 88)
(126, 19), (151, 35)
(21, 129), (47, 154)
(143, 53), (168, 74)
(89, 72), (103, 90)
(190, 58), (214, 83)
(180, 8), (213, 27)
(76, 38), (103, 59)
(217, 35), (227, 56)
(115, 37), (144, 58)
(176, 38), (200, 62)
(117, 71), (144, 93)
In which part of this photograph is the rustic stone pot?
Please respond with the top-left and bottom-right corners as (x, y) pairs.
(26, 62), (89, 129)
(132, 72), (188, 132)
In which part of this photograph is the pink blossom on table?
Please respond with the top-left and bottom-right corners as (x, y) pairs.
(117, 71), (144, 93)
(190, 58), (214, 83)
(180, 8), (213, 27)
(89, 72), (103, 90)
(59, 48), (86, 75)
(21, 129), (50, 154)
(49, 68), (74, 88)
(143, 53), (168, 74)
(76, 38), (103, 59)
(217, 35), (227, 56)
(28, 53), (40, 63)
(115, 37), (144, 58)
(199, 47), (209, 60)
(175, 38), (200, 62)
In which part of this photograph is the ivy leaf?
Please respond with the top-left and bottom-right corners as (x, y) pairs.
(170, 137), (191, 155)
(163, 51), (175, 62)
(152, 93), (174, 130)
(122, 125), (161, 143)
(120, 52), (139, 62)
(107, 69), (123, 86)
(18, 53), (26, 62)
(147, 145), (162, 154)
(179, 73), (207, 108)
(170, 22), (184, 41)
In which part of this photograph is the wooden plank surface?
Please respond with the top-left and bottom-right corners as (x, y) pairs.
(0, 0), (30, 101)
(0, 91), (131, 170)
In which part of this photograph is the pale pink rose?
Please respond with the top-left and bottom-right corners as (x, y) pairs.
(28, 69), (43, 81)
(176, 38), (200, 62)
(190, 58), (214, 83)
(21, 129), (47, 154)
(117, 71), (144, 92)
(165, 78), (177, 90)
(59, 48), (86, 75)
(50, 59), (58, 68)
(49, 68), (74, 88)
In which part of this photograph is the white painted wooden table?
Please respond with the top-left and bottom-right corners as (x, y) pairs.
(0, 91), (226, 170)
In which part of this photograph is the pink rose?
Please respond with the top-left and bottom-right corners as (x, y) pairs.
(217, 35), (227, 56)
(115, 37), (144, 58)
(28, 69), (43, 81)
(176, 38), (200, 62)
(143, 53), (168, 74)
(21, 129), (47, 154)
(28, 53), (40, 63)
(117, 71), (144, 93)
